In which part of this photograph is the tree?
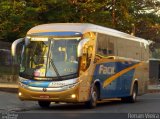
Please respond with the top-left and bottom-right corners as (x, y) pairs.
(0, 0), (160, 43)
(0, 0), (40, 42)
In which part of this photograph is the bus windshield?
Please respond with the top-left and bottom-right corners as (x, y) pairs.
(20, 37), (80, 80)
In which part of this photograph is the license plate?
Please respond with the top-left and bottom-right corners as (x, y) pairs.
(39, 95), (50, 99)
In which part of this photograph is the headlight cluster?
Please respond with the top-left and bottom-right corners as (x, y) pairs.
(19, 82), (28, 88)
(19, 77), (28, 82)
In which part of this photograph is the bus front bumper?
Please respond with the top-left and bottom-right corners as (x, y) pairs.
(18, 84), (80, 103)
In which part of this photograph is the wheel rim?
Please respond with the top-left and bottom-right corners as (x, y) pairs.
(133, 89), (137, 101)
(92, 90), (97, 106)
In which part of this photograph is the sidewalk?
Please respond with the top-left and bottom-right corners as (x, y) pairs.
(148, 85), (160, 93)
(0, 83), (160, 93)
(0, 83), (18, 93)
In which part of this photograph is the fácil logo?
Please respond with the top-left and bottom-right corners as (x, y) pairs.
(99, 65), (115, 75)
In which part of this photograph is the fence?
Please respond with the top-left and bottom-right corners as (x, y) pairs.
(149, 59), (160, 92)
(0, 41), (19, 84)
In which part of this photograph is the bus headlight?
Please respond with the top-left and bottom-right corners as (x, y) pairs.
(71, 94), (76, 98)
(19, 82), (28, 88)
(19, 77), (28, 82)
(19, 92), (22, 96)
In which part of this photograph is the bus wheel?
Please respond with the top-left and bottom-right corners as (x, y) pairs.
(38, 101), (51, 108)
(85, 85), (98, 108)
(121, 83), (138, 103)
(129, 83), (138, 103)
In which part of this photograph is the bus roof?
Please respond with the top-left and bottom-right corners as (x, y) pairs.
(27, 23), (148, 44)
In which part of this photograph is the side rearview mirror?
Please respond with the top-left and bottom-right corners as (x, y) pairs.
(25, 37), (30, 46)
(77, 38), (89, 57)
(11, 38), (24, 57)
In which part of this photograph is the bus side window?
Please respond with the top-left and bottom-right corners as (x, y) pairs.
(96, 34), (116, 57)
(102, 49), (107, 55)
(108, 37), (115, 56)
(96, 33), (108, 56)
(141, 42), (149, 61)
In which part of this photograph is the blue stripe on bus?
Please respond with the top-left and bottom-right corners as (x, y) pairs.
(21, 80), (50, 88)
(93, 61), (137, 98)
(101, 69), (135, 98)
(28, 32), (82, 37)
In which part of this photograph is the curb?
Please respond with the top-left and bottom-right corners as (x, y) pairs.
(0, 87), (18, 93)
(0, 84), (18, 93)
(147, 90), (160, 93)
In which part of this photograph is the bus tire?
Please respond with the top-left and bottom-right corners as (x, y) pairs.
(128, 83), (138, 103)
(38, 101), (51, 108)
(121, 83), (138, 103)
(85, 85), (98, 108)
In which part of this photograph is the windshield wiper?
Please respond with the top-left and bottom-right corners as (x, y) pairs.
(48, 57), (62, 80)
(46, 39), (62, 80)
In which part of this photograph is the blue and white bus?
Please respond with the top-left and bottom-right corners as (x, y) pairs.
(12, 23), (149, 108)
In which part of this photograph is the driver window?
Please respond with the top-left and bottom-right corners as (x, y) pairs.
(81, 45), (93, 71)
(33, 42), (48, 66)
(80, 32), (94, 71)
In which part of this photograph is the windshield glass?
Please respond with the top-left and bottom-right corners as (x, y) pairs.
(20, 37), (80, 80)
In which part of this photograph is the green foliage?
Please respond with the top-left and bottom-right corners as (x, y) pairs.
(0, 0), (160, 43)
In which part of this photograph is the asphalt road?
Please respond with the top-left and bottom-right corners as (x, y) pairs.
(0, 91), (160, 119)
